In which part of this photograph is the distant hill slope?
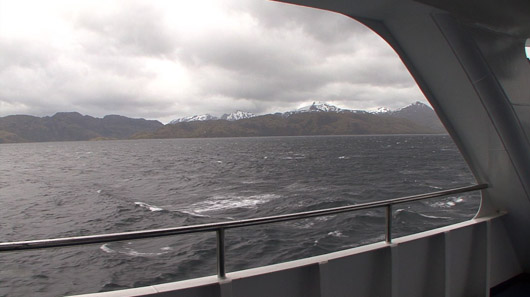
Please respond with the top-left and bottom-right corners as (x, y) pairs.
(170, 111), (256, 123)
(135, 101), (445, 139)
(0, 112), (163, 143)
(0, 102), (445, 143)
(133, 110), (444, 139)
(387, 101), (445, 132)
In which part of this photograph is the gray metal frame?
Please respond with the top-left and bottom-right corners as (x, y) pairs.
(0, 184), (486, 278)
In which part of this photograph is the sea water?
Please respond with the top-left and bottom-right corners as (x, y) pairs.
(0, 135), (479, 296)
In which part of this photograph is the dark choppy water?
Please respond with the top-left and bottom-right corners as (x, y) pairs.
(0, 135), (479, 296)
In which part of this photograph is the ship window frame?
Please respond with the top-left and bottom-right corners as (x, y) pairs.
(526, 38), (530, 60)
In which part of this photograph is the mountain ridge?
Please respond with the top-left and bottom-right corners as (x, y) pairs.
(133, 101), (445, 139)
(170, 110), (256, 124)
(0, 112), (163, 143)
(169, 101), (434, 122)
(0, 101), (445, 143)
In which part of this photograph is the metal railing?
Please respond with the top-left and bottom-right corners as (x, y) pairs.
(0, 184), (487, 278)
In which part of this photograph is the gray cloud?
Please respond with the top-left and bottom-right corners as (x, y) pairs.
(73, 2), (178, 57)
(0, 0), (425, 123)
(177, 3), (418, 108)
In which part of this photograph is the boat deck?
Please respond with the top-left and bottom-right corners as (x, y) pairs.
(491, 274), (530, 297)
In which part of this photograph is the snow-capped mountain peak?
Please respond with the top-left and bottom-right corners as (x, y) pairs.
(169, 101), (432, 124)
(296, 101), (342, 113)
(221, 110), (256, 121)
(370, 101), (431, 114)
(374, 107), (391, 114)
(170, 110), (256, 124)
(169, 114), (218, 124)
(395, 101), (430, 112)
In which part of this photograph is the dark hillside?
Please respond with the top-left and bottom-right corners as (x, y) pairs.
(132, 111), (438, 139)
(0, 113), (163, 143)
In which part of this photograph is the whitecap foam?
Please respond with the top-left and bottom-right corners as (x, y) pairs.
(418, 213), (452, 219)
(395, 208), (451, 219)
(121, 248), (169, 257)
(189, 193), (280, 214)
(315, 215), (335, 222)
(430, 201), (451, 208)
(290, 215), (335, 229)
(100, 243), (172, 257)
(240, 180), (260, 185)
(134, 202), (164, 212)
(328, 230), (346, 238)
(429, 196), (465, 208)
(100, 243), (115, 254)
(291, 220), (315, 229)
(281, 154), (305, 160)
(176, 209), (212, 218)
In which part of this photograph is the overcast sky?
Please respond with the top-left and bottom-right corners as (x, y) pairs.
(0, 0), (428, 123)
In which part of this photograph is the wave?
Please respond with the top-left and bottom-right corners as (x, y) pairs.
(280, 154), (305, 160)
(418, 213), (452, 219)
(185, 193), (281, 214)
(327, 230), (346, 238)
(428, 185), (443, 190)
(100, 243), (173, 257)
(395, 208), (451, 220)
(100, 243), (115, 254)
(399, 169), (422, 175)
(240, 180), (264, 185)
(134, 202), (164, 212)
(289, 215), (336, 229)
(174, 209), (213, 218)
(429, 196), (465, 208)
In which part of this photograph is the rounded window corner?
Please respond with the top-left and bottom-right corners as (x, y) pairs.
(525, 38), (530, 60)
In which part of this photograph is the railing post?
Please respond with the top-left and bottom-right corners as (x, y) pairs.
(217, 228), (226, 278)
(385, 205), (392, 243)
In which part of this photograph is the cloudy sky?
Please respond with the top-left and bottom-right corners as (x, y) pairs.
(0, 0), (428, 123)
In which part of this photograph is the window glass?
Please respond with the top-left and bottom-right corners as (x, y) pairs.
(0, 1), (480, 295)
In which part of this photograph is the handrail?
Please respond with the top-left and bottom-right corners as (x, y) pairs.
(0, 183), (487, 278)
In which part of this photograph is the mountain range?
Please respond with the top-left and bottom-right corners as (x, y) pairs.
(133, 101), (445, 139)
(0, 101), (445, 144)
(169, 102), (349, 123)
(170, 110), (256, 123)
